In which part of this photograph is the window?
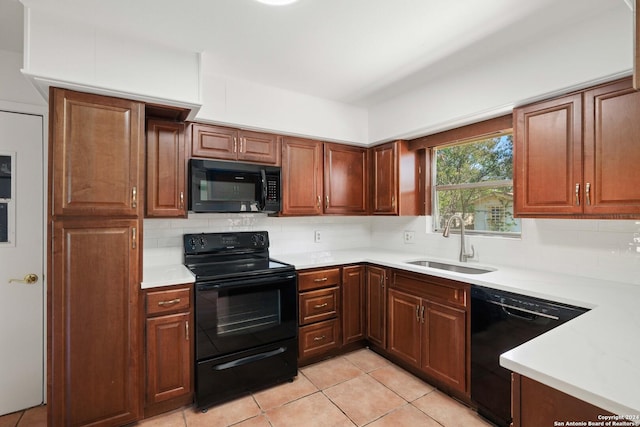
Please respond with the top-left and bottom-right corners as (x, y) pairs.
(432, 133), (521, 236)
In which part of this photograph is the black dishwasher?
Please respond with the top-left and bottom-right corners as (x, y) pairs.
(471, 285), (588, 427)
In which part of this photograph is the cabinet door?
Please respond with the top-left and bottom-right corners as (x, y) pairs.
(49, 219), (141, 426)
(583, 79), (640, 215)
(514, 93), (583, 215)
(371, 142), (397, 214)
(421, 301), (466, 392)
(324, 143), (368, 214)
(146, 120), (186, 217)
(387, 289), (421, 367)
(365, 266), (386, 348)
(146, 312), (192, 405)
(342, 265), (365, 345)
(50, 89), (143, 217)
(191, 124), (237, 160)
(281, 137), (323, 215)
(238, 130), (280, 165)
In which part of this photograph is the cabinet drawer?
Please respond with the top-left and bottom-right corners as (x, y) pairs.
(298, 268), (341, 291)
(299, 286), (339, 325)
(146, 287), (191, 316)
(299, 319), (340, 359)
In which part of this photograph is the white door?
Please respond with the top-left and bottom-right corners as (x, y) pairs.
(0, 110), (44, 415)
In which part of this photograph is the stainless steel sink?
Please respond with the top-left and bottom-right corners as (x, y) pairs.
(406, 260), (494, 275)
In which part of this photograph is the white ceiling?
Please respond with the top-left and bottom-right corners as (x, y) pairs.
(10, 0), (632, 107)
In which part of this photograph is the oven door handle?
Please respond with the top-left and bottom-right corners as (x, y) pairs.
(198, 272), (296, 290)
(213, 346), (287, 371)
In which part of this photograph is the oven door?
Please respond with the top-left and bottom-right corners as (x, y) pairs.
(195, 271), (297, 361)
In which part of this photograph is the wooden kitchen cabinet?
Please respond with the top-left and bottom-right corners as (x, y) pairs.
(421, 301), (466, 391)
(582, 79), (640, 215)
(281, 138), (368, 216)
(370, 140), (421, 215)
(388, 288), (422, 367)
(144, 285), (193, 417)
(281, 137), (324, 215)
(49, 219), (142, 426)
(342, 265), (365, 345)
(297, 267), (342, 363)
(511, 373), (614, 427)
(48, 88), (144, 426)
(146, 120), (187, 218)
(515, 77), (640, 217)
(50, 88), (144, 217)
(324, 143), (368, 214)
(365, 265), (387, 348)
(191, 123), (280, 165)
(387, 270), (469, 394)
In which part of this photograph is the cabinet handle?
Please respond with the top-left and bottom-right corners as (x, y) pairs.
(391, 195), (396, 209)
(313, 303), (328, 309)
(585, 182), (591, 206)
(313, 277), (328, 283)
(420, 305), (425, 323)
(575, 183), (580, 206)
(132, 227), (137, 249)
(415, 305), (420, 322)
(158, 298), (181, 306)
(233, 137), (237, 153)
(325, 195), (329, 209)
(179, 191), (184, 209)
(240, 138), (245, 153)
(317, 195), (321, 208)
(185, 320), (189, 341)
(313, 335), (326, 342)
(132, 186), (137, 208)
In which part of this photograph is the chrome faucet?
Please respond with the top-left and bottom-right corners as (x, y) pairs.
(442, 214), (475, 262)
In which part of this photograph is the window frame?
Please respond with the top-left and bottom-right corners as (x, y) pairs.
(430, 131), (521, 238)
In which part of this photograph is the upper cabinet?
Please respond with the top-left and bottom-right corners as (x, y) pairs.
(191, 123), (280, 165)
(146, 120), (187, 218)
(324, 143), (368, 215)
(514, 78), (640, 218)
(281, 138), (368, 215)
(281, 137), (324, 215)
(50, 89), (144, 217)
(370, 140), (421, 215)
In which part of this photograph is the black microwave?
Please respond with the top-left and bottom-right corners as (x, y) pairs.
(189, 159), (281, 213)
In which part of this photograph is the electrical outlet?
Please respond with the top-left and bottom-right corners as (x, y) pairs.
(403, 231), (415, 244)
(314, 230), (321, 243)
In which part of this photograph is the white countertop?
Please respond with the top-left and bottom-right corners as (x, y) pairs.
(273, 248), (640, 418)
(141, 264), (195, 289)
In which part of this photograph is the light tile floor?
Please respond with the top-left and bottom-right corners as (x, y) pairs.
(0, 349), (493, 427)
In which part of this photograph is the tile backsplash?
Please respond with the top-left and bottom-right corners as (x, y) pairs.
(144, 214), (640, 286)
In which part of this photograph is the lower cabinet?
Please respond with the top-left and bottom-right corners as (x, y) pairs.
(342, 265), (365, 345)
(49, 219), (142, 427)
(144, 284), (194, 417)
(365, 265), (387, 348)
(297, 267), (342, 363)
(511, 373), (614, 427)
(387, 271), (469, 395)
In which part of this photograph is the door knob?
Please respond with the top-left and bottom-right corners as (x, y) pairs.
(8, 274), (39, 284)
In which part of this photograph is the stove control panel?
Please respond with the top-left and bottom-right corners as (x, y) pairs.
(184, 231), (270, 254)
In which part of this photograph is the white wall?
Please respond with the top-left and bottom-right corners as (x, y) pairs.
(370, 216), (640, 286)
(22, 8), (201, 107)
(143, 214), (372, 266)
(368, 5), (633, 143)
(143, 213), (639, 287)
(196, 61), (369, 145)
(0, 49), (45, 108)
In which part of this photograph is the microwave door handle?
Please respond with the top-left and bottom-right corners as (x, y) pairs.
(260, 169), (267, 210)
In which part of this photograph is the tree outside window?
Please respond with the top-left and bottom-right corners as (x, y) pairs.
(433, 134), (521, 236)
